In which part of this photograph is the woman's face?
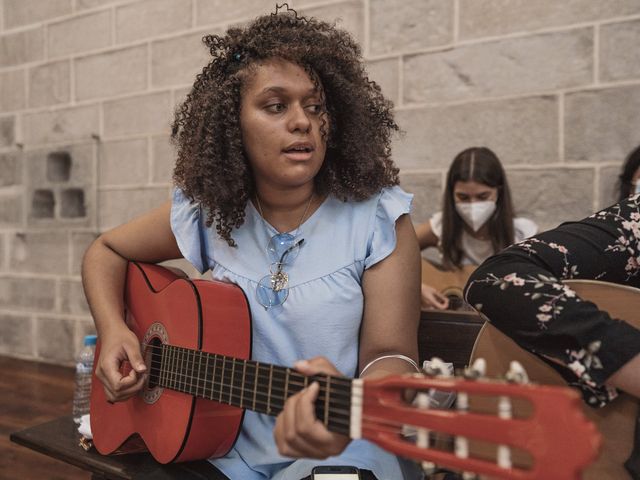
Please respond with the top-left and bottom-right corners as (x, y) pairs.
(239, 58), (328, 193)
(452, 180), (498, 203)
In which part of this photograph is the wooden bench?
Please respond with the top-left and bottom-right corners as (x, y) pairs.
(10, 415), (219, 479)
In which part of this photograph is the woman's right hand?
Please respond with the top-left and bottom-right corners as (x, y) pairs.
(421, 283), (449, 310)
(94, 325), (147, 403)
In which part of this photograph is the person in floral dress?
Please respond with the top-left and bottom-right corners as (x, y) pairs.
(465, 195), (640, 407)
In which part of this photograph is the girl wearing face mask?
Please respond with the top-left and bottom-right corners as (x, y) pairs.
(415, 147), (537, 310)
(617, 145), (640, 201)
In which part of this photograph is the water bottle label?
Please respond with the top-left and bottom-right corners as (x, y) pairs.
(76, 363), (92, 374)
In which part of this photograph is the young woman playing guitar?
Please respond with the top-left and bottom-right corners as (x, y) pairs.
(415, 147), (537, 310)
(81, 5), (422, 480)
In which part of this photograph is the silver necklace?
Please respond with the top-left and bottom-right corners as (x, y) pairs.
(254, 192), (314, 238)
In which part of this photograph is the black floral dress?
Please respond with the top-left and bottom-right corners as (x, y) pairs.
(465, 194), (640, 407)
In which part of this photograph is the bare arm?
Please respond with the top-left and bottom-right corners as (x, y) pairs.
(607, 353), (640, 398)
(414, 221), (449, 310)
(359, 214), (421, 379)
(82, 201), (182, 401)
(414, 220), (439, 251)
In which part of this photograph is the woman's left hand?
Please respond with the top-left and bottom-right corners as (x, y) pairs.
(274, 356), (351, 459)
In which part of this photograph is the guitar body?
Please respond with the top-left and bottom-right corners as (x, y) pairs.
(422, 258), (476, 312)
(470, 279), (640, 479)
(90, 262), (252, 463)
(421, 259), (476, 303)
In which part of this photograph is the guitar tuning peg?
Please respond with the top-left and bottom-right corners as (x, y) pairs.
(505, 360), (529, 384)
(417, 358), (457, 409)
(463, 358), (486, 379)
(422, 357), (453, 377)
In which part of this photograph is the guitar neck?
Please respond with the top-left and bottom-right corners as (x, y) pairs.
(148, 343), (354, 436)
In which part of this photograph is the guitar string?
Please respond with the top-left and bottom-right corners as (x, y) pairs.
(148, 363), (354, 430)
(140, 342), (354, 389)
(136, 359), (480, 447)
(142, 354), (465, 437)
(146, 365), (355, 416)
(136, 345), (485, 437)
(147, 369), (353, 415)
(143, 350), (353, 400)
(143, 350), (354, 418)
(139, 342), (354, 388)
(144, 350), (363, 428)
(143, 353), (484, 439)
(146, 374), (351, 419)
(147, 372), (354, 407)
(141, 344), (354, 396)
(142, 358), (450, 440)
(141, 346), (457, 420)
(140, 343), (521, 401)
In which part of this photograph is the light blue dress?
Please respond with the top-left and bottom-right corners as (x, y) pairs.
(171, 186), (415, 480)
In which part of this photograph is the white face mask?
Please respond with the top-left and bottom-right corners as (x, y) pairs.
(455, 200), (496, 232)
(634, 182), (640, 195)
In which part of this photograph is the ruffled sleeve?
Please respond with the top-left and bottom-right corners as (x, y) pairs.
(364, 186), (413, 269)
(170, 188), (210, 274)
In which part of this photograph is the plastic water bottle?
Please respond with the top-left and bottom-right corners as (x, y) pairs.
(72, 334), (97, 424)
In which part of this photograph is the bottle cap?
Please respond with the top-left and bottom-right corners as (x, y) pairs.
(84, 334), (98, 346)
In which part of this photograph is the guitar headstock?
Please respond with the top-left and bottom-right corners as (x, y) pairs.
(361, 360), (600, 479)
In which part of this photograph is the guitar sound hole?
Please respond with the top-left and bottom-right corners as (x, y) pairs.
(446, 295), (474, 312)
(447, 295), (464, 310)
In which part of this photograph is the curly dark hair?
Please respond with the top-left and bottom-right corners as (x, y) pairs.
(171, 4), (399, 246)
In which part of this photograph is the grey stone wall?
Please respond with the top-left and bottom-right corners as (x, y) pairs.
(0, 0), (638, 364)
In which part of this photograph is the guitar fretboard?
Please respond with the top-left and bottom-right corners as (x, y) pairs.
(147, 343), (353, 436)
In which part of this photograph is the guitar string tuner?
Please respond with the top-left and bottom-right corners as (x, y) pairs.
(463, 358), (486, 379)
(505, 360), (529, 384)
(422, 357), (453, 377)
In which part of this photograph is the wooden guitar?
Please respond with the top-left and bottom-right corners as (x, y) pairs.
(421, 259), (476, 311)
(91, 262), (600, 479)
(470, 279), (640, 479)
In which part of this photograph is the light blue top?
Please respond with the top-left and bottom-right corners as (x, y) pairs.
(171, 186), (415, 480)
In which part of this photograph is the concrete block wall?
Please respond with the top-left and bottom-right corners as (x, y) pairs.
(0, 0), (638, 364)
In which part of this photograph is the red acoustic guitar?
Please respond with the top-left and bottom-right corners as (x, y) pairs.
(91, 262), (600, 479)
